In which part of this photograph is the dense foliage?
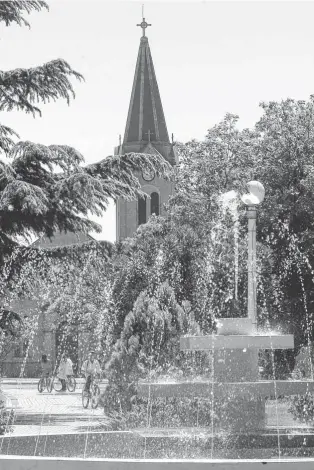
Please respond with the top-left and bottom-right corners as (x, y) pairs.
(102, 98), (314, 425)
(1, 239), (114, 365)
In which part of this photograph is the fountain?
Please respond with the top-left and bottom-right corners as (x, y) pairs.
(2, 183), (314, 468)
(136, 181), (314, 459)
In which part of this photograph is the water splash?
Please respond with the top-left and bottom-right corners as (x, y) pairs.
(219, 190), (240, 302)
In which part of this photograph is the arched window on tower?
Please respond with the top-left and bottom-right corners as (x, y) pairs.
(138, 196), (147, 226)
(151, 192), (160, 216)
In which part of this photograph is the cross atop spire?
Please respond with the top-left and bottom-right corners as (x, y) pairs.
(119, 9), (178, 165)
(123, 16), (169, 145)
(137, 6), (151, 37)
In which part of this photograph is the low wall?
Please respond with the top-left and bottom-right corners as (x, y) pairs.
(2, 430), (314, 461)
(0, 432), (143, 459)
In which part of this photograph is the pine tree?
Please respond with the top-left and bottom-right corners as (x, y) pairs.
(0, 2), (171, 333)
(0, 2), (171, 258)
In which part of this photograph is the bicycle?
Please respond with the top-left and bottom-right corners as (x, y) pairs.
(37, 375), (52, 393)
(82, 375), (100, 409)
(51, 374), (77, 392)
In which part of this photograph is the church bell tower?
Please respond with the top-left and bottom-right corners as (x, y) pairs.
(115, 15), (177, 241)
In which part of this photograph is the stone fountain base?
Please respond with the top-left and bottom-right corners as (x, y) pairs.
(0, 431), (142, 459)
(134, 427), (314, 459)
(2, 429), (314, 463)
(137, 318), (312, 433)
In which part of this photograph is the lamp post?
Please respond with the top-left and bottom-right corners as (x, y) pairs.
(247, 205), (257, 330)
(241, 181), (265, 332)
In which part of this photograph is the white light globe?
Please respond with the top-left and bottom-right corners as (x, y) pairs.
(241, 181), (265, 205)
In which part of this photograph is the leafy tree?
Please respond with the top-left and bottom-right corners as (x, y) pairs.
(43, 244), (114, 361)
(103, 281), (186, 413)
(174, 102), (314, 347)
(1, 239), (114, 364)
(108, 216), (167, 346)
(252, 99), (314, 344)
(252, 97), (314, 419)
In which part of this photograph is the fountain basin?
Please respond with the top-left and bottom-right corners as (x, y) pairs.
(2, 457), (314, 470)
(134, 427), (314, 459)
(0, 431), (142, 459)
(3, 429), (314, 462)
(180, 335), (294, 350)
(137, 380), (314, 398)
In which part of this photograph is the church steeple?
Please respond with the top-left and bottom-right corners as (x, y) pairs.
(124, 21), (170, 145)
(116, 14), (177, 165)
(115, 14), (177, 241)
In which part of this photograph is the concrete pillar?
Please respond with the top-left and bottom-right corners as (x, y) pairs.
(213, 317), (265, 431)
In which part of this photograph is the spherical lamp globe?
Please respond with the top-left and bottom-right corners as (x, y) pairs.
(241, 181), (265, 206)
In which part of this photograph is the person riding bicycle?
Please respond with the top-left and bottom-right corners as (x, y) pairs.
(81, 351), (101, 393)
(40, 354), (51, 380)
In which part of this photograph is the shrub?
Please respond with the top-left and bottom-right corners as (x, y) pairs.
(0, 395), (14, 435)
(101, 396), (217, 430)
(288, 393), (314, 423)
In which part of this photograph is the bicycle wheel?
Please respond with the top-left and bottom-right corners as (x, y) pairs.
(52, 377), (63, 392)
(91, 384), (100, 409)
(82, 389), (90, 409)
(37, 378), (44, 393)
(67, 376), (76, 392)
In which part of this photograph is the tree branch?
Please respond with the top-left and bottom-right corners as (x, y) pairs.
(0, 60), (84, 116)
(0, 1), (48, 28)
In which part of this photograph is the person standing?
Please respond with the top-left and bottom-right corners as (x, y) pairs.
(65, 355), (74, 378)
(57, 355), (67, 391)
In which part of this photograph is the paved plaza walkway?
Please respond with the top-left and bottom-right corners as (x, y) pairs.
(1, 381), (111, 436)
(0, 379), (311, 438)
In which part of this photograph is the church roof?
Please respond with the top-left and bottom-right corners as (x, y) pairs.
(140, 142), (163, 157)
(31, 230), (95, 248)
(123, 30), (170, 145)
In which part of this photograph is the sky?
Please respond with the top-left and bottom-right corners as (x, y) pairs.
(2, 0), (314, 243)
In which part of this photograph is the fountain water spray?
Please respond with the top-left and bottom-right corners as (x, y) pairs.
(138, 180), (314, 457)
